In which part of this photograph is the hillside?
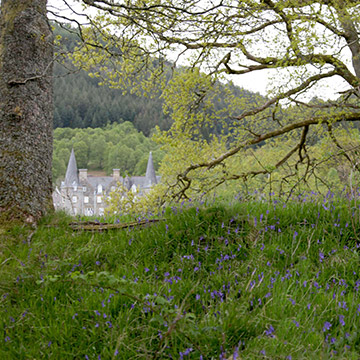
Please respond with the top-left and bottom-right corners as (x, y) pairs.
(53, 23), (264, 137)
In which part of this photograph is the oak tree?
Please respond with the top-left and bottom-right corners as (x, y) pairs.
(69, 0), (360, 201)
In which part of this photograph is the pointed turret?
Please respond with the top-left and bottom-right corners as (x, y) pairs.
(144, 151), (157, 187)
(124, 174), (131, 190)
(64, 149), (79, 186)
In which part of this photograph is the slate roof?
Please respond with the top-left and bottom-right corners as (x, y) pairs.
(62, 151), (159, 192)
(64, 149), (79, 186)
(85, 176), (115, 189)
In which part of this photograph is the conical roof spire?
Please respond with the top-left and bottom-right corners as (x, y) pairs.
(64, 149), (79, 186)
(145, 151), (157, 187)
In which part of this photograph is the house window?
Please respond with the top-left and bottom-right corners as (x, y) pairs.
(97, 196), (102, 204)
(84, 196), (89, 204)
(72, 196), (77, 203)
(83, 187), (87, 192)
(85, 208), (94, 216)
(74, 185), (77, 191)
(97, 184), (103, 194)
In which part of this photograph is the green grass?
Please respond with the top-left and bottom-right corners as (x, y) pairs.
(1, 196), (360, 359)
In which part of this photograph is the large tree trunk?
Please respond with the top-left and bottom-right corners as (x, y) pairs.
(0, 0), (54, 224)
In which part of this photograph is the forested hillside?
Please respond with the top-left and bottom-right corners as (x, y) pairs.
(53, 25), (171, 136)
(53, 24), (264, 137)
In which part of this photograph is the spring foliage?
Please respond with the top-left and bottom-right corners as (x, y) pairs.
(63, 0), (360, 208)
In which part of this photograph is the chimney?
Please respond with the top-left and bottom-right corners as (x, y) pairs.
(112, 169), (120, 182)
(79, 169), (88, 183)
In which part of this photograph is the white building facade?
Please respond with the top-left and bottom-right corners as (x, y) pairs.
(53, 149), (159, 216)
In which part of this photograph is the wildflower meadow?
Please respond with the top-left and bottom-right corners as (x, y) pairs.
(1, 192), (360, 359)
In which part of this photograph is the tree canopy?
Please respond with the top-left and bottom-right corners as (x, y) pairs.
(54, 0), (360, 201)
(62, 0), (359, 199)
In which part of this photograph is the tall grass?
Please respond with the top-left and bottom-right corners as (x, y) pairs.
(1, 194), (360, 359)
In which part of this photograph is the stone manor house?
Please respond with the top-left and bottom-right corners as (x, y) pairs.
(53, 149), (160, 216)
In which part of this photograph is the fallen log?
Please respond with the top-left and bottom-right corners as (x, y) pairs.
(69, 219), (163, 232)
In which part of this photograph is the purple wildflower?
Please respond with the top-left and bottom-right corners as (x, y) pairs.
(323, 321), (332, 332)
(265, 324), (275, 337)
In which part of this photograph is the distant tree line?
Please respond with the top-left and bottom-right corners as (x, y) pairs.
(53, 122), (164, 184)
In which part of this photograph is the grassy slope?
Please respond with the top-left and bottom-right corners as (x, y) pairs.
(1, 196), (360, 359)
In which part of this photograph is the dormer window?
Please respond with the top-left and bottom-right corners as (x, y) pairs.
(97, 184), (103, 194)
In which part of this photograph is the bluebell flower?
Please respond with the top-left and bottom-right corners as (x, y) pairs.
(323, 321), (332, 332)
(265, 324), (275, 337)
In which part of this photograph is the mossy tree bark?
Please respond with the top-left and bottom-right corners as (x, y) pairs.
(0, 0), (54, 224)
